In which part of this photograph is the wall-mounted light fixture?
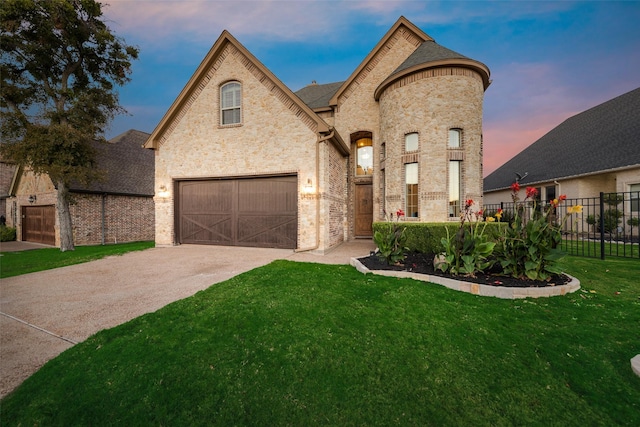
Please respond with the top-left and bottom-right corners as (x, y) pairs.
(303, 178), (314, 194)
(158, 184), (169, 197)
(28, 194), (37, 204)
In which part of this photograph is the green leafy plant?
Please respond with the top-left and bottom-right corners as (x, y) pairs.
(496, 183), (582, 281)
(436, 199), (495, 277)
(587, 195), (624, 234)
(373, 209), (408, 265)
(0, 225), (17, 242)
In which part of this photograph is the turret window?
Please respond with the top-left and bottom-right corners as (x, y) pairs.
(405, 132), (419, 152)
(406, 163), (419, 217)
(449, 160), (462, 217)
(448, 129), (461, 148)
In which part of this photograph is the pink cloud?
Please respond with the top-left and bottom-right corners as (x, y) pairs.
(102, 0), (356, 45)
(483, 117), (568, 177)
(482, 61), (581, 176)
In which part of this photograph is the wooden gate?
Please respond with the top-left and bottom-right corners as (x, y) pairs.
(22, 205), (56, 245)
(177, 176), (297, 249)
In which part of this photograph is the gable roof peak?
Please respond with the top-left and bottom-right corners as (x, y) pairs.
(328, 16), (433, 106)
(144, 29), (331, 150)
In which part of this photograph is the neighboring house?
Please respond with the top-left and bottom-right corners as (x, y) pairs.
(145, 16), (491, 252)
(6, 129), (154, 246)
(483, 87), (640, 208)
(0, 156), (17, 222)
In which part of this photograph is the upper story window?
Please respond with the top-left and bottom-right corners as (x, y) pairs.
(220, 82), (241, 125)
(448, 129), (462, 148)
(405, 133), (418, 152)
(630, 183), (640, 212)
(356, 137), (373, 176)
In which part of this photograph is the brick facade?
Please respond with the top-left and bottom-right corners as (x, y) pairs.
(6, 167), (154, 247)
(148, 18), (489, 252)
(152, 40), (323, 249)
(69, 193), (154, 245)
(378, 71), (485, 221)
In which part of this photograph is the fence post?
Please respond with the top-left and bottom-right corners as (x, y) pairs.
(600, 192), (605, 260)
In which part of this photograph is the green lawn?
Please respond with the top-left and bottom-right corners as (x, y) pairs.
(0, 241), (154, 278)
(2, 256), (639, 426)
(561, 238), (640, 259)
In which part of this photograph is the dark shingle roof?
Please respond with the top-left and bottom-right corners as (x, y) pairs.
(295, 81), (344, 109)
(70, 129), (154, 196)
(391, 40), (471, 76)
(484, 87), (640, 192)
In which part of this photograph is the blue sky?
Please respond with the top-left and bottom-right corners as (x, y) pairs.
(102, 0), (640, 176)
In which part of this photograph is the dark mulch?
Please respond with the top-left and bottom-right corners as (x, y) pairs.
(358, 252), (570, 288)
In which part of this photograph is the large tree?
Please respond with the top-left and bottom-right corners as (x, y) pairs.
(0, 0), (138, 251)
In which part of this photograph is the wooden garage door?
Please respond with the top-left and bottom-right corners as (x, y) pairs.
(22, 205), (56, 245)
(177, 176), (297, 249)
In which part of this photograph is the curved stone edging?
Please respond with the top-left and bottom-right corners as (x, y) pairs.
(350, 257), (581, 299)
(632, 355), (640, 378)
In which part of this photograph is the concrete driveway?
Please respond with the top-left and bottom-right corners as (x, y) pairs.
(0, 240), (374, 398)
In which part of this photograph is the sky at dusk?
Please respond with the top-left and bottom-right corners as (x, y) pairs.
(101, 0), (640, 176)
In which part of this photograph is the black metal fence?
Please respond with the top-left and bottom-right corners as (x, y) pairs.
(484, 191), (640, 260)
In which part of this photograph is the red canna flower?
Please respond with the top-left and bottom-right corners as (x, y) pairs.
(465, 199), (474, 208)
(497, 208), (503, 214)
(559, 194), (567, 201)
(525, 187), (538, 199)
(510, 182), (520, 192)
(396, 209), (405, 217)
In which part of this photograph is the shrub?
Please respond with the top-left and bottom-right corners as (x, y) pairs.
(436, 199), (496, 277)
(496, 183), (582, 281)
(372, 222), (505, 255)
(1, 225), (17, 242)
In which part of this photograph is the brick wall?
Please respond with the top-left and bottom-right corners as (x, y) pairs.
(153, 41), (329, 250)
(70, 193), (154, 245)
(378, 69), (485, 222)
(333, 26), (422, 238)
(7, 169), (154, 246)
(325, 140), (348, 248)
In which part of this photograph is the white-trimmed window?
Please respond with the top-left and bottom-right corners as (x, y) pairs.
(631, 183), (640, 212)
(449, 160), (461, 217)
(406, 163), (418, 217)
(220, 81), (241, 125)
(405, 132), (419, 152)
(448, 128), (461, 148)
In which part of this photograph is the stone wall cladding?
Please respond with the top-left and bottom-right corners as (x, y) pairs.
(157, 43), (318, 147)
(154, 42), (329, 250)
(334, 28), (422, 239)
(379, 70), (485, 221)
